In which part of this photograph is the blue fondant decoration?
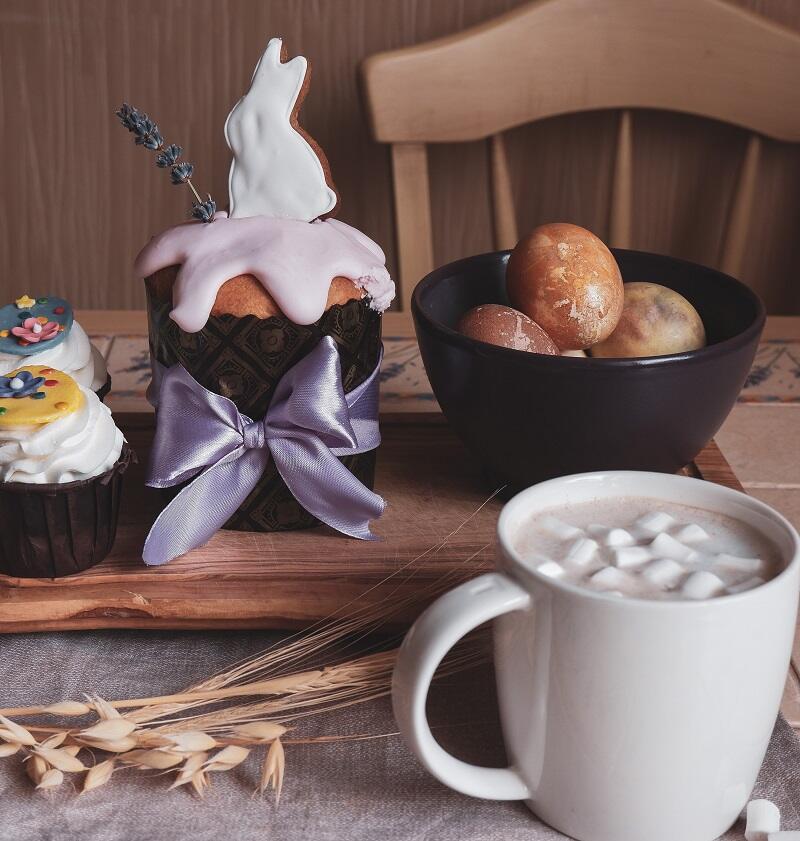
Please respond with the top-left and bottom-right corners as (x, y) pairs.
(0, 296), (73, 357)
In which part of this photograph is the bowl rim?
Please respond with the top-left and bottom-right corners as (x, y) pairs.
(411, 247), (766, 368)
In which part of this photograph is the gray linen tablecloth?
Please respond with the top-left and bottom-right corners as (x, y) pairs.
(0, 629), (798, 841)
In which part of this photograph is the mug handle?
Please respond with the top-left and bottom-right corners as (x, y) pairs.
(392, 572), (532, 800)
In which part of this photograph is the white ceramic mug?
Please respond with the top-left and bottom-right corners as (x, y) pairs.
(392, 472), (800, 841)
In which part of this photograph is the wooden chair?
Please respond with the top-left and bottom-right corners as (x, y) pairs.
(360, 0), (800, 312)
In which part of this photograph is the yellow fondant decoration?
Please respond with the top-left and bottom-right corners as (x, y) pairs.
(0, 365), (83, 428)
(15, 295), (36, 309)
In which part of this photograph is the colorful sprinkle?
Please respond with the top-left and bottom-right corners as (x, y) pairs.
(0, 407), (5, 415)
(37, 297), (48, 304)
(31, 392), (46, 400)
(14, 295), (36, 309)
(17, 311), (31, 320)
(53, 306), (64, 315)
(44, 379), (58, 387)
(55, 401), (68, 410)
(40, 368), (54, 375)
(36, 316), (48, 325)
(0, 331), (7, 338)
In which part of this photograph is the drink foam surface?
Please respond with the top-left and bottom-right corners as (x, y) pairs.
(513, 498), (781, 600)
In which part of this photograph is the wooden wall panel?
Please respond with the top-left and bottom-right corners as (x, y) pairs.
(0, 0), (798, 313)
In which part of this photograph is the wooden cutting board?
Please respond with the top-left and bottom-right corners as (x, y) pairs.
(0, 414), (741, 634)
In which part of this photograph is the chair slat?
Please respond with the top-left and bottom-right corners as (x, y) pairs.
(720, 134), (761, 279)
(609, 110), (634, 249)
(490, 133), (519, 251)
(391, 143), (435, 311)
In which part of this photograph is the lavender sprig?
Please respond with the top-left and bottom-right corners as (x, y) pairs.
(155, 144), (182, 168)
(170, 162), (194, 185)
(115, 103), (215, 223)
(191, 196), (217, 223)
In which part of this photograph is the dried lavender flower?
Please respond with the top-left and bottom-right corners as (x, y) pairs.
(170, 162), (194, 185)
(155, 144), (182, 168)
(116, 103), (143, 133)
(115, 102), (215, 223)
(191, 197), (217, 223)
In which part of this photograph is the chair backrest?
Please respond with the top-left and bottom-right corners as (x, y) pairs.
(360, 0), (800, 311)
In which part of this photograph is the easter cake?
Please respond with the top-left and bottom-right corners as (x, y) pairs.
(0, 294), (109, 398)
(119, 38), (394, 556)
(0, 366), (131, 577)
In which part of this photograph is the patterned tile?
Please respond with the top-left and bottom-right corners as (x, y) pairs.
(104, 335), (152, 413)
(380, 336), (440, 413)
(740, 339), (800, 403)
(95, 333), (800, 414)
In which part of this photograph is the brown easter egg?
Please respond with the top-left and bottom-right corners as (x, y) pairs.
(506, 222), (624, 350)
(591, 282), (706, 358)
(458, 304), (559, 355)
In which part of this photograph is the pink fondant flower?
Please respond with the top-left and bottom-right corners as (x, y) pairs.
(11, 317), (60, 344)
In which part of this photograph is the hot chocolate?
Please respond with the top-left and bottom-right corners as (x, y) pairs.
(514, 497), (782, 600)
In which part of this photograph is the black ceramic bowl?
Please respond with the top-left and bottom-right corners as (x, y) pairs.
(412, 249), (765, 490)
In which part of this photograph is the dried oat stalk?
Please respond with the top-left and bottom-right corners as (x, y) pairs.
(0, 491), (501, 799)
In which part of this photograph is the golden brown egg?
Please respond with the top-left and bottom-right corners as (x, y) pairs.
(591, 282), (706, 358)
(458, 304), (559, 355)
(506, 223), (624, 350)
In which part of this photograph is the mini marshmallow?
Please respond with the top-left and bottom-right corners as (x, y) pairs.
(672, 523), (710, 543)
(536, 561), (565, 579)
(745, 799), (780, 841)
(603, 528), (635, 547)
(634, 511), (675, 534)
(611, 546), (652, 568)
(727, 576), (766, 595)
(586, 524), (609, 537)
(540, 515), (582, 541)
(650, 532), (696, 562)
(715, 553), (763, 573)
(565, 538), (599, 566)
(589, 566), (632, 591)
(641, 558), (685, 588)
(682, 570), (726, 600)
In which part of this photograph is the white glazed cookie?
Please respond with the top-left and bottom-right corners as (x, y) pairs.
(225, 37), (338, 222)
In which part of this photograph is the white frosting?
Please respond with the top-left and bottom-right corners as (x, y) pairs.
(0, 322), (108, 392)
(0, 386), (124, 484)
(225, 37), (337, 221)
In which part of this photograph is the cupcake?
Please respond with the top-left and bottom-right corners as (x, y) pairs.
(124, 37), (394, 535)
(0, 294), (110, 399)
(0, 365), (132, 578)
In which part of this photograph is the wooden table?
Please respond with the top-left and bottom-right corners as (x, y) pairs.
(27, 313), (800, 731)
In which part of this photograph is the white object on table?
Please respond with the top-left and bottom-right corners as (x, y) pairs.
(746, 799), (781, 840)
(393, 471), (800, 841)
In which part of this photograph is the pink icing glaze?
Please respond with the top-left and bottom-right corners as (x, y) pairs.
(134, 212), (395, 333)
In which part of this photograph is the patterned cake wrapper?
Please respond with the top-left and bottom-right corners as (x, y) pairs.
(145, 278), (382, 532)
(0, 444), (135, 578)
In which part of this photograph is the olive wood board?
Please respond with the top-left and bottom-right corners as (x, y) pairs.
(0, 415), (742, 634)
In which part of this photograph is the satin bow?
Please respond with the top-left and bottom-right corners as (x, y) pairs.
(143, 336), (384, 565)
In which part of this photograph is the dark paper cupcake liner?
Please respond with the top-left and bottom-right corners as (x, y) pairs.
(146, 278), (382, 532)
(95, 372), (112, 403)
(0, 444), (135, 578)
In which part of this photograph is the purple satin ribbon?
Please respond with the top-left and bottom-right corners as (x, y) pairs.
(143, 336), (384, 566)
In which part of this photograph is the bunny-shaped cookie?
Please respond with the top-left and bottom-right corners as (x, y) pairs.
(225, 38), (338, 222)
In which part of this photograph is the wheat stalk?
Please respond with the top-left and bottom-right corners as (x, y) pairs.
(0, 491), (501, 798)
